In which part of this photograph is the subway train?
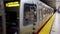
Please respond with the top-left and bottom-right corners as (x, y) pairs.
(20, 0), (54, 34)
(4, 0), (54, 34)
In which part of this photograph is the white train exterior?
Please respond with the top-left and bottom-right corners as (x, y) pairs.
(20, 0), (54, 34)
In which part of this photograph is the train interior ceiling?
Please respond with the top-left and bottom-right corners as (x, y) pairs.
(0, 0), (60, 34)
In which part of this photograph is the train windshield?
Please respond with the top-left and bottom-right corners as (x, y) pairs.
(23, 3), (37, 26)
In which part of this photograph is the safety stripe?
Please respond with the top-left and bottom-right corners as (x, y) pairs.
(35, 13), (56, 34)
(39, 13), (56, 34)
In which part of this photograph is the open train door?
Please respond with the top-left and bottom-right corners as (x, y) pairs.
(4, 0), (20, 34)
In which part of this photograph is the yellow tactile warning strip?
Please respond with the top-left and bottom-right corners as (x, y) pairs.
(39, 13), (56, 34)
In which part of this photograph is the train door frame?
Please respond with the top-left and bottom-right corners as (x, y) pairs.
(0, 0), (6, 34)
(20, 0), (38, 34)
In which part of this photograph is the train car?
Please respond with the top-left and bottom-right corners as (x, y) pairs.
(4, 0), (54, 34)
(20, 0), (54, 34)
(34, 1), (54, 34)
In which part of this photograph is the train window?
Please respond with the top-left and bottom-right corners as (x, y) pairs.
(48, 9), (51, 14)
(51, 9), (54, 13)
(39, 8), (43, 21)
(49, 9), (51, 14)
(42, 8), (46, 18)
(23, 3), (37, 26)
(51, 9), (53, 14)
(45, 8), (49, 16)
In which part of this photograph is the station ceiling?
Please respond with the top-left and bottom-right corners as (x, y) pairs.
(40, 0), (56, 9)
(3, 0), (19, 2)
(3, 0), (56, 9)
(56, 0), (60, 9)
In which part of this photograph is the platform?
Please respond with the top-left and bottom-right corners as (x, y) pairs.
(51, 12), (60, 34)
